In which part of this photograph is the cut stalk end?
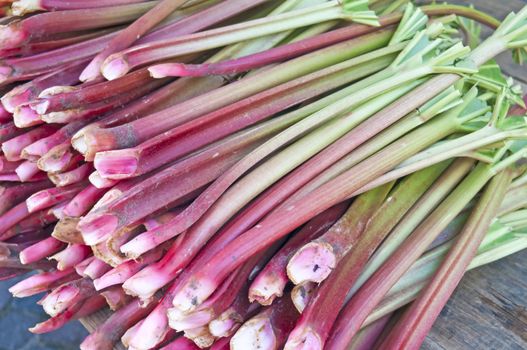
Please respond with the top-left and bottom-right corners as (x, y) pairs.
(14, 105), (42, 128)
(286, 241), (336, 284)
(230, 317), (276, 350)
(94, 149), (139, 179)
(148, 63), (190, 78)
(102, 56), (130, 81)
(78, 213), (118, 246)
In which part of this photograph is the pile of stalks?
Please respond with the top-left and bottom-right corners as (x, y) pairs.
(0, 0), (527, 349)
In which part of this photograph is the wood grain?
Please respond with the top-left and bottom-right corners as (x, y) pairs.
(82, 1), (527, 349)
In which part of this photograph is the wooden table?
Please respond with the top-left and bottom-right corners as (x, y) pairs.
(82, 1), (527, 349)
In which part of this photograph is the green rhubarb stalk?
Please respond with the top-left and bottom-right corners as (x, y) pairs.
(362, 220), (527, 328)
(379, 166), (514, 350)
(326, 145), (527, 348)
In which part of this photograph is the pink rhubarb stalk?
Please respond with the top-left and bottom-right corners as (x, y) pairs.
(100, 286), (132, 310)
(1, 125), (58, 161)
(26, 182), (86, 213)
(48, 163), (93, 187)
(62, 184), (107, 217)
(8, 268), (78, 297)
(13, 0), (152, 15)
(15, 161), (42, 182)
(49, 244), (91, 271)
(0, 180), (51, 215)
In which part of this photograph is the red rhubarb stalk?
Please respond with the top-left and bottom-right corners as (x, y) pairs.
(0, 1), (157, 49)
(72, 75), (225, 160)
(1, 61), (87, 113)
(96, 43), (398, 178)
(22, 120), (91, 160)
(1, 157), (24, 174)
(12, 0), (150, 15)
(0, 32), (118, 85)
(83, 259), (111, 280)
(62, 185), (107, 217)
(0, 207), (58, 241)
(92, 30), (393, 150)
(0, 180), (52, 215)
(230, 293), (299, 350)
(80, 0), (189, 82)
(32, 68), (166, 114)
(39, 78), (167, 124)
(0, 122), (25, 143)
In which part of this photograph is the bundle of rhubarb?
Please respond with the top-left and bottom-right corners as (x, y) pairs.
(1, 0), (527, 349)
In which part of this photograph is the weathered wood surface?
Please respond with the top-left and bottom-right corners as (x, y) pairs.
(82, 1), (527, 349)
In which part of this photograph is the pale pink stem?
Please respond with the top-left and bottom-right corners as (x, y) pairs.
(0, 156), (24, 174)
(93, 246), (164, 290)
(83, 258), (111, 280)
(19, 236), (65, 264)
(26, 182), (85, 213)
(1, 125), (58, 161)
(22, 120), (89, 161)
(75, 256), (95, 276)
(15, 161), (42, 182)
(0, 207), (57, 241)
(63, 185), (107, 217)
(8, 267), (78, 297)
(29, 295), (106, 333)
(49, 244), (92, 271)
(48, 163), (93, 187)
(13, 0), (149, 15)
(88, 171), (119, 189)
(13, 104), (42, 128)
